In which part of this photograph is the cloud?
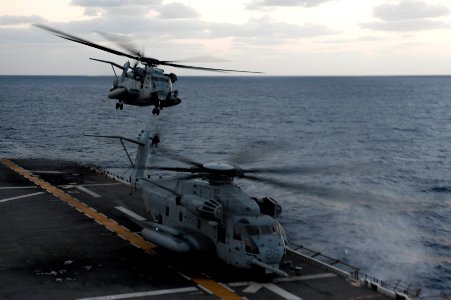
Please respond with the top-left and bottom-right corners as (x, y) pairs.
(0, 27), (57, 43)
(70, 0), (162, 16)
(65, 1), (332, 38)
(0, 15), (46, 25)
(2, 13), (335, 74)
(361, 19), (449, 32)
(362, 0), (451, 32)
(36, 14), (333, 40)
(317, 35), (385, 44)
(373, 0), (450, 21)
(246, 0), (333, 9)
(84, 8), (102, 16)
(211, 16), (335, 39)
(70, 0), (161, 7)
(157, 3), (200, 19)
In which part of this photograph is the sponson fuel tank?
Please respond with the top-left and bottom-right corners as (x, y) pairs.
(141, 226), (190, 253)
(108, 87), (127, 99)
(141, 222), (215, 253)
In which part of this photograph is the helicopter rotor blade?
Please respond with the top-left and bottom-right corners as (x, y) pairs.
(33, 24), (138, 61)
(96, 31), (159, 66)
(153, 146), (204, 168)
(96, 31), (141, 56)
(145, 146), (381, 204)
(242, 174), (312, 191)
(141, 174), (203, 196)
(164, 56), (229, 63)
(242, 166), (313, 175)
(161, 62), (262, 74)
(34, 24), (262, 73)
(140, 178), (182, 197)
(227, 138), (367, 176)
(241, 173), (382, 204)
(241, 174), (349, 200)
(163, 173), (202, 181)
(146, 166), (200, 173)
(89, 58), (127, 70)
(242, 164), (366, 176)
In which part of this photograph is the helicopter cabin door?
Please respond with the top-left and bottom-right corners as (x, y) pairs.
(143, 74), (152, 92)
(216, 220), (244, 266)
(215, 222), (232, 264)
(228, 222), (246, 266)
(217, 223), (226, 244)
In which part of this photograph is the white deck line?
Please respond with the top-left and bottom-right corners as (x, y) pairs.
(227, 272), (336, 287)
(28, 170), (65, 174)
(265, 283), (303, 300)
(242, 283), (303, 300)
(0, 192), (45, 203)
(76, 286), (198, 300)
(76, 186), (102, 198)
(274, 273), (336, 283)
(79, 183), (122, 187)
(59, 185), (102, 198)
(115, 206), (147, 221)
(0, 186), (38, 190)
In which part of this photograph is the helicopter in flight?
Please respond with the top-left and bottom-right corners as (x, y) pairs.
(85, 129), (309, 277)
(34, 24), (261, 115)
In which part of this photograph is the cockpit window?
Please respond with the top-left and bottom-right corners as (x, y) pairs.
(258, 223), (285, 236)
(244, 226), (259, 236)
(239, 222), (285, 240)
(244, 236), (259, 254)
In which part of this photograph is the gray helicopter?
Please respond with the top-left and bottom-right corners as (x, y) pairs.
(34, 24), (261, 115)
(86, 130), (302, 277)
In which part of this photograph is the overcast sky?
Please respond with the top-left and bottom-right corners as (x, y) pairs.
(1, 0), (451, 75)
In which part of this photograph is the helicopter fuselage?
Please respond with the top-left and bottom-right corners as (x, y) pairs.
(89, 130), (287, 275)
(139, 177), (287, 272)
(108, 65), (181, 113)
(34, 24), (259, 116)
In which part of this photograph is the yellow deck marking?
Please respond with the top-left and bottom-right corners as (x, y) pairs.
(1, 159), (157, 254)
(192, 277), (243, 300)
(1, 159), (243, 300)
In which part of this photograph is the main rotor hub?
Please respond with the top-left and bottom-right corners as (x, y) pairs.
(201, 162), (241, 183)
(202, 162), (235, 171)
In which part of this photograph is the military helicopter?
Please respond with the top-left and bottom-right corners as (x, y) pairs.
(34, 24), (261, 115)
(86, 129), (307, 277)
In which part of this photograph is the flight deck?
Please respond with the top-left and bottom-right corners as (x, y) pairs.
(0, 158), (410, 299)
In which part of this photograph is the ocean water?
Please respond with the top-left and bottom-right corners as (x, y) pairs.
(0, 75), (450, 294)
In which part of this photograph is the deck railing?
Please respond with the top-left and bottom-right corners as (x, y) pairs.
(285, 241), (423, 299)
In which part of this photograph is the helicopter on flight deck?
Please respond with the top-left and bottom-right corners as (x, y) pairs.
(34, 24), (261, 115)
(85, 130), (313, 277)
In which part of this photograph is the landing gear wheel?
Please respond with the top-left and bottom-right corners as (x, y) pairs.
(120, 103), (123, 110)
(152, 108), (160, 115)
(116, 103), (119, 109)
(256, 271), (277, 283)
